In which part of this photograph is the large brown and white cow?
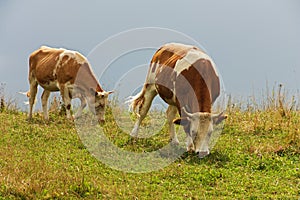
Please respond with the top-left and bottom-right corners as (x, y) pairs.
(130, 43), (227, 158)
(28, 46), (113, 122)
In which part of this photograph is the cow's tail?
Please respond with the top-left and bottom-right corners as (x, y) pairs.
(18, 91), (30, 105)
(126, 89), (146, 117)
(18, 91), (30, 98)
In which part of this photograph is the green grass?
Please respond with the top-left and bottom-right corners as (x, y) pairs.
(0, 91), (299, 199)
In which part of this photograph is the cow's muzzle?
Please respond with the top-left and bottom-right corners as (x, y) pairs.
(98, 119), (105, 124)
(197, 150), (210, 158)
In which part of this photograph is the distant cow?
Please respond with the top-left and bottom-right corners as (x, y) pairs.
(129, 43), (227, 158)
(28, 46), (113, 122)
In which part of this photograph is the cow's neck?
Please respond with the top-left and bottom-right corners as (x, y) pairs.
(75, 63), (103, 94)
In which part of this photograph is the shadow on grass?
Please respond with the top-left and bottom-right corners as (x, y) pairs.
(26, 113), (74, 126)
(181, 151), (230, 167)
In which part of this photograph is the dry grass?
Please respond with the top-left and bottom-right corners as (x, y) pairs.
(226, 84), (300, 155)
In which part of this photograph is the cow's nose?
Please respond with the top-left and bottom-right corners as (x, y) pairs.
(197, 151), (209, 158)
(98, 119), (105, 124)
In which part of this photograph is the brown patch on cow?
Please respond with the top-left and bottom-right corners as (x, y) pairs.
(56, 56), (81, 84)
(61, 55), (69, 64)
(150, 43), (194, 105)
(29, 46), (104, 94)
(191, 59), (220, 104)
(155, 66), (175, 101)
(174, 61), (213, 113)
(150, 44), (219, 115)
(66, 104), (71, 110)
(133, 94), (145, 113)
(30, 48), (63, 86)
(150, 43), (194, 65)
(156, 85), (173, 101)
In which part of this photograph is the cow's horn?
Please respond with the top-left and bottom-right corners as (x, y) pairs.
(181, 107), (193, 118)
(212, 112), (227, 125)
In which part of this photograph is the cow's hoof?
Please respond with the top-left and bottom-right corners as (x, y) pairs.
(98, 119), (105, 124)
(130, 132), (138, 138)
(170, 138), (179, 145)
(130, 127), (139, 138)
(66, 115), (75, 121)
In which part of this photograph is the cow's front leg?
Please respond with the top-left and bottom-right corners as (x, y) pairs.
(73, 96), (86, 119)
(185, 135), (194, 151)
(60, 85), (73, 120)
(166, 105), (179, 145)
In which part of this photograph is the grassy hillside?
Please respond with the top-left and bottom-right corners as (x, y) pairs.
(0, 90), (299, 199)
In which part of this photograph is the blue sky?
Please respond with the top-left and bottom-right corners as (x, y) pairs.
(0, 0), (299, 107)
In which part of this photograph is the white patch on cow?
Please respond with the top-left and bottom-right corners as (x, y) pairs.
(75, 52), (88, 65)
(174, 49), (219, 77)
(59, 50), (87, 66)
(167, 42), (194, 49)
(59, 50), (75, 64)
(172, 80), (176, 102)
(62, 55), (72, 66)
(51, 50), (87, 77)
(52, 55), (61, 78)
(174, 50), (198, 75)
(40, 45), (50, 49)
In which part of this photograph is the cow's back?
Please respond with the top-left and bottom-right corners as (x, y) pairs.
(29, 46), (92, 91)
(151, 43), (220, 113)
(29, 47), (64, 89)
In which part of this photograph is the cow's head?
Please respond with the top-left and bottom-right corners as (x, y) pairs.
(173, 107), (227, 158)
(88, 89), (113, 123)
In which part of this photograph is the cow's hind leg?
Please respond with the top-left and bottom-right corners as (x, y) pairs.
(130, 85), (157, 137)
(28, 78), (38, 120)
(41, 90), (51, 120)
(166, 105), (179, 145)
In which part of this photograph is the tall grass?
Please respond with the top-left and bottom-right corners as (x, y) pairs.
(0, 83), (19, 113)
(226, 84), (300, 154)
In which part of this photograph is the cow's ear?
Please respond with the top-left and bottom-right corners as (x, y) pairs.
(107, 91), (114, 95)
(173, 117), (189, 126)
(97, 91), (114, 98)
(212, 112), (228, 125)
(102, 91), (114, 97)
(89, 88), (98, 96)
